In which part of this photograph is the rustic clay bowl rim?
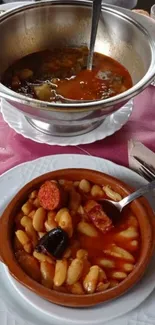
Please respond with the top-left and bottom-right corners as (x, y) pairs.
(0, 168), (154, 308)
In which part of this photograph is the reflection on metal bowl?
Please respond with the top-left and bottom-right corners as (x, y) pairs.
(0, 0), (155, 136)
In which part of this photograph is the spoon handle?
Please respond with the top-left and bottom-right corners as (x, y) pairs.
(87, 0), (102, 70)
(120, 179), (155, 209)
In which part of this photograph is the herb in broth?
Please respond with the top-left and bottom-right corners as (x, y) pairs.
(2, 47), (132, 102)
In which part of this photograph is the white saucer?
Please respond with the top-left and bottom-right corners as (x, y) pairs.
(1, 99), (133, 146)
(0, 154), (155, 325)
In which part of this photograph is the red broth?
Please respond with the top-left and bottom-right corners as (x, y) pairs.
(2, 47), (132, 102)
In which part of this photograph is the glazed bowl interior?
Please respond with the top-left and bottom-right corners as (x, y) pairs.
(0, 168), (154, 308)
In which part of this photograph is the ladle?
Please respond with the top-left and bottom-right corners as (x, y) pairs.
(87, 0), (102, 70)
(57, 0), (102, 103)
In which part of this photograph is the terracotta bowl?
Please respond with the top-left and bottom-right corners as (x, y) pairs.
(0, 168), (154, 308)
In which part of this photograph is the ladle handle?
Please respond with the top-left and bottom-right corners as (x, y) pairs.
(120, 179), (155, 209)
(87, 0), (102, 70)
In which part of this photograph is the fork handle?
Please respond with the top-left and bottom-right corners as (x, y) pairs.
(120, 179), (155, 209)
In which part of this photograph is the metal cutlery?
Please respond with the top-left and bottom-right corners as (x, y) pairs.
(133, 156), (155, 181)
(99, 178), (155, 222)
(87, 0), (102, 70)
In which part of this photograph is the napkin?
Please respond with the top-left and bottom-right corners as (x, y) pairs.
(128, 139), (155, 173)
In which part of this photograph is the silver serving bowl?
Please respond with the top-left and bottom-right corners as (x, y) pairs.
(0, 0), (155, 136)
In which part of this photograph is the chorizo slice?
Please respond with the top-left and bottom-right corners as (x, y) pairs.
(38, 181), (67, 211)
(84, 200), (113, 234)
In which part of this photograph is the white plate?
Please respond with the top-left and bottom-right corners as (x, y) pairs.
(1, 99), (133, 146)
(0, 154), (155, 325)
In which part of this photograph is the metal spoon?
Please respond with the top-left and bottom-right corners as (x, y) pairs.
(100, 179), (155, 222)
(87, 0), (102, 70)
(53, 0), (102, 103)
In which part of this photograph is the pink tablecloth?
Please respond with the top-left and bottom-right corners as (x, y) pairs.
(0, 86), (155, 175)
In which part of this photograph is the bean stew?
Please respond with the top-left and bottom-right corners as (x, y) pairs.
(14, 178), (140, 295)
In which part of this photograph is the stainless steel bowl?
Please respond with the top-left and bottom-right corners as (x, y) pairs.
(0, 0), (155, 136)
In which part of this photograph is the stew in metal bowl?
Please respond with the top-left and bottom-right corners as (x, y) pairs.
(2, 46), (133, 103)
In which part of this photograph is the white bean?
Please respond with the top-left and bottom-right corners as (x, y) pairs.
(33, 207), (46, 232)
(77, 221), (98, 237)
(54, 259), (68, 286)
(33, 251), (54, 264)
(33, 197), (41, 208)
(40, 261), (55, 289)
(58, 210), (73, 238)
(91, 185), (104, 197)
(16, 230), (30, 246)
(97, 258), (115, 269)
(21, 216), (38, 246)
(83, 265), (99, 294)
(104, 245), (134, 262)
(44, 211), (57, 231)
(76, 249), (88, 260)
(15, 230), (32, 253)
(123, 263), (134, 272)
(110, 271), (127, 280)
(96, 281), (110, 292)
(55, 208), (68, 223)
(67, 258), (83, 285)
(98, 267), (107, 282)
(117, 227), (138, 239)
(29, 190), (38, 199)
(69, 282), (84, 295)
(103, 185), (122, 201)
(23, 243), (32, 253)
(44, 220), (57, 232)
(21, 215), (32, 228)
(21, 201), (33, 215)
(79, 179), (91, 193)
